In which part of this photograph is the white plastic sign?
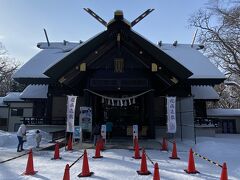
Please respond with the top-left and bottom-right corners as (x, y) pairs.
(101, 125), (106, 140)
(73, 126), (81, 139)
(133, 125), (138, 139)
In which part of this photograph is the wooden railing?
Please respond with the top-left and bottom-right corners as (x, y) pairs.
(194, 117), (218, 127)
(21, 116), (66, 125)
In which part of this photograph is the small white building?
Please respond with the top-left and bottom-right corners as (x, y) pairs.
(207, 108), (240, 134)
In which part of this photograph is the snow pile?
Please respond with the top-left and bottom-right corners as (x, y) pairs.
(25, 129), (52, 147)
(0, 130), (18, 147)
(0, 129), (51, 148)
(195, 134), (240, 178)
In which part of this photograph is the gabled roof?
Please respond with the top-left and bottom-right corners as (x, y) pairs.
(0, 97), (8, 107)
(191, 85), (219, 100)
(159, 44), (225, 80)
(44, 31), (192, 84)
(3, 92), (23, 102)
(13, 43), (80, 84)
(13, 11), (224, 87)
(20, 85), (48, 99)
(44, 31), (110, 79)
(207, 109), (240, 117)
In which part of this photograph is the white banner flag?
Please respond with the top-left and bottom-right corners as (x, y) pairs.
(167, 97), (176, 133)
(66, 95), (77, 132)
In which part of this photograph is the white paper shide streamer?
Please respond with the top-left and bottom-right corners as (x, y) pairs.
(66, 95), (77, 132)
(167, 96), (176, 133)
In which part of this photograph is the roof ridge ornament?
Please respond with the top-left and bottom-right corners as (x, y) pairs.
(43, 28), (50, 47)
(83, 8), (107, 27)
(131, 9), (154, 27)
(83, 8), (154, 28)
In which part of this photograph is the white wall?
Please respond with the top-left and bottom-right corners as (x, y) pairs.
(8, 102), (33, 132)
(0, 107), (9, 118)
(176, 97), (195, 140)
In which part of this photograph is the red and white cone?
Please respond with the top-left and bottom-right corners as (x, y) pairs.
(220, 162), (228, 180)
(137, 149), (151, 175)
(132, 139), (141, 159)
(161, 137), (168, 151)
(23, 149), (37, 175)
(184, 148), (199, 174)
(78, 150), (94, 177)
(92, 141), (103, 158)
(63, 164), (70, 180)
(169, 141), (180, 159)
(67, 136), (73, 151)
(153, 163), (160, 180)
(52, 143), (62, 160)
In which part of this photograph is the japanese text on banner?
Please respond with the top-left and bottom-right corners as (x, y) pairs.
(167, 96), (176, 133)
(66, 95), (77, 132)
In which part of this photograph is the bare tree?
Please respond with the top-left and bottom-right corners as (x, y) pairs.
(189, 0), (240, 108)
(0, 42), (20, 96)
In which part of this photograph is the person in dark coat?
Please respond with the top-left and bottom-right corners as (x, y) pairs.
(93, 123), (101, 146)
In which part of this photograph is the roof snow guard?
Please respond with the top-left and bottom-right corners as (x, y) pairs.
(3, 92), (23, 102)
(191, 85), (219, 100)
(207, 109), (240, 117)
(20, 85), (48, 99)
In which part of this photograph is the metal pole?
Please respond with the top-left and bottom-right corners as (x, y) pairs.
(194, 121), (197, 144)
(179, 97), (183, 141)
(79, 111), (83, 149)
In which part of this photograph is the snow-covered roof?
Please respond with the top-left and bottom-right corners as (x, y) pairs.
(3, 92), (23, 102)
(37, 41), (80, 52)
(13, 41), (80, 79)
(20, 85), (48, 99)
(13, 49), (71, 79)
(207, 108), (240, 117)
(159, 44), (225, 79)
(14, 35), (225, 82)
(191, 85), (219, 100)
(0, 97), (7, 107)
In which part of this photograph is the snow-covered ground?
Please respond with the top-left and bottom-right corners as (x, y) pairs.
(0, 133), (239, 180)
(0, 129), (52, 154)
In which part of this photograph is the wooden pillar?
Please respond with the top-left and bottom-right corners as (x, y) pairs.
(46, 86), (53, 125)
(147, 91), (155, 138)
(83, 90), (90, 106)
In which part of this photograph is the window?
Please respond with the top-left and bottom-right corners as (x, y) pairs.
(114, 58), (124, 73)
(11, 108), (23, 116)
(0, 118), (7, 126)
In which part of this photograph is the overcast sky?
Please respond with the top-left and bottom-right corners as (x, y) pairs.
(0, 0), (210, 64)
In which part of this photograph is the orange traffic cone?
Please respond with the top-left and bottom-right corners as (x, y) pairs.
(161, 137), (168, 151)
(169, 141), (180, 159)
(153, 163), (160, 180)
(23, 149), (37, 175)
(93, 141), (103, 158)
(137, 149), (151, 175)
(133, 136), (137, 149)
(67, 136), (73, 151)
(52, 143), (62, 160)
(63, 164), (70, 180)
(98, 138), (103, 151)
(100, 138), (105, 151)
(78, 150), (94, 177)
(133, 139), (141, 159)
(220, 162), (228, 180)
(184, 148), (199, 174)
